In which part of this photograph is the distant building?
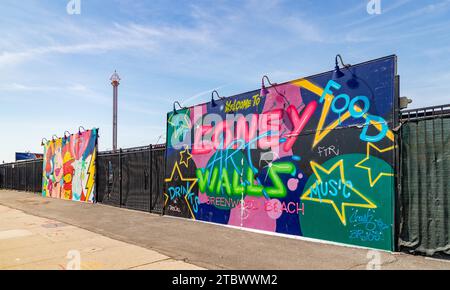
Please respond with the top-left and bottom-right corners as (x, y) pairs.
(15, 152), (43, 161)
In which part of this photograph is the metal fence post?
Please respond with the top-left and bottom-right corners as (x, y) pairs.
(162, 145), (167, 217)
(13, 164), (15, 190)
(25, 162), (27, 192)
(94, 156), (98, 204)
(149, 144), (153, 213)
(119, 148), (122, 208)
(10, 164), (13, 190)
(32, 161), (34, 193)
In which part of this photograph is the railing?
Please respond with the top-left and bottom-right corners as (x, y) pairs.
(96, 144), (166, 214)
(0, 159), (43, 193)
(401, 104), (450, 122)
(0, 144), (166, 215)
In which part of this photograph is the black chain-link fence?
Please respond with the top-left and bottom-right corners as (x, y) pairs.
(0, 145), (166, 215)
(0, 159), (43, 193)
(96, 145), (166, 214)
(399, 104), (450, 257)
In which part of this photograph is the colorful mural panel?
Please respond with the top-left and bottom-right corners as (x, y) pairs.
(164, 56), (398, 251)
(42, 129), (98, 203)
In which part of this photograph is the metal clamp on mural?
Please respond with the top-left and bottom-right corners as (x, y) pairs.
(41, 127), (99, 203)
(164, 55), (399, 251)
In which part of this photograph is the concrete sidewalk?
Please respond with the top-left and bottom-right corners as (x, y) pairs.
(0, 204), (203, 270)
(1, 190), (449, 270)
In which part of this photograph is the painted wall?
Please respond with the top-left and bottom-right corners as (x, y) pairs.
(42, 129), (98, 203)
(164, 56), (397, 251)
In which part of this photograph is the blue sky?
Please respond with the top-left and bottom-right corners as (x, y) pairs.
(1, 0), (449, 162)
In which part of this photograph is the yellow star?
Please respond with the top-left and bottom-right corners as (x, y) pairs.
(355, 143), (395, 187)
(179, 146), (192, 168)
(301, 160), (377, 226)
(164, 192), (169, 208)
(164, 162), (198, 220)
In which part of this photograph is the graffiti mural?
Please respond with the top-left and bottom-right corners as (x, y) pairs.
(42, 129), (98, 203)
(164, 56), (398, 251)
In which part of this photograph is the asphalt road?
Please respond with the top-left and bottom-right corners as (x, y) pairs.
(1, 190), (449, 270)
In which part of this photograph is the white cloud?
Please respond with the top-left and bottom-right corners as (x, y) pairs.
(0, 19), (215, 66)
(181, 84), (229, 107)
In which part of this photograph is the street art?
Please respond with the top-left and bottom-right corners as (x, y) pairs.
(164, 56), (398, 251)
(42, 129), (98, 203)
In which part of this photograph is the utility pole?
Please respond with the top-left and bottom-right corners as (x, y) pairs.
(110, 70), (120, 152)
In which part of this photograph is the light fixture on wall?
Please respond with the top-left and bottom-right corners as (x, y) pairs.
(260, 75), (290, 106)
(173, 101), (185, 115)
(41, 138), (48, 146)
(333, 54), (351, 79)
(211, 90), (225, 107)
(400, 96), (413, 110)
(64, 131), (71, 140)
(260, 75), (273, 98)
(78, 126), (86, 135)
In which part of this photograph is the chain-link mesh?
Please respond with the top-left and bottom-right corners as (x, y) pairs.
(34, 160), (43, 193)
(0, 166), (5, 189)
(121, 150), (151, 211)
(18, 163), (26, 191)
(96, 153), (121, 207)
(6, 165), (12, 189)
(25, 162), (33, 192)
(96, 145), (165, 213)
(0, 159), (43, 193)
(151, 148), (165, 214)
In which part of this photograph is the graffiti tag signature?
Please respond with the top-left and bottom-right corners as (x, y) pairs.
(349, 209), (389, 242)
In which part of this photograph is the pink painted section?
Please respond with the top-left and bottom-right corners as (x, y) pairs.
(266, 199), (283, 220)
(70, 131), (92, 160)
(228, 196), (277, 232)
(198, 192), (209, 204)
(261, 83), (304, 159)
(190, 104), (215, 169)
(283, 101), (317, 152)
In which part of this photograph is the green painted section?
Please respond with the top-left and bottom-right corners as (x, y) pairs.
(300, 154), (394, 251)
